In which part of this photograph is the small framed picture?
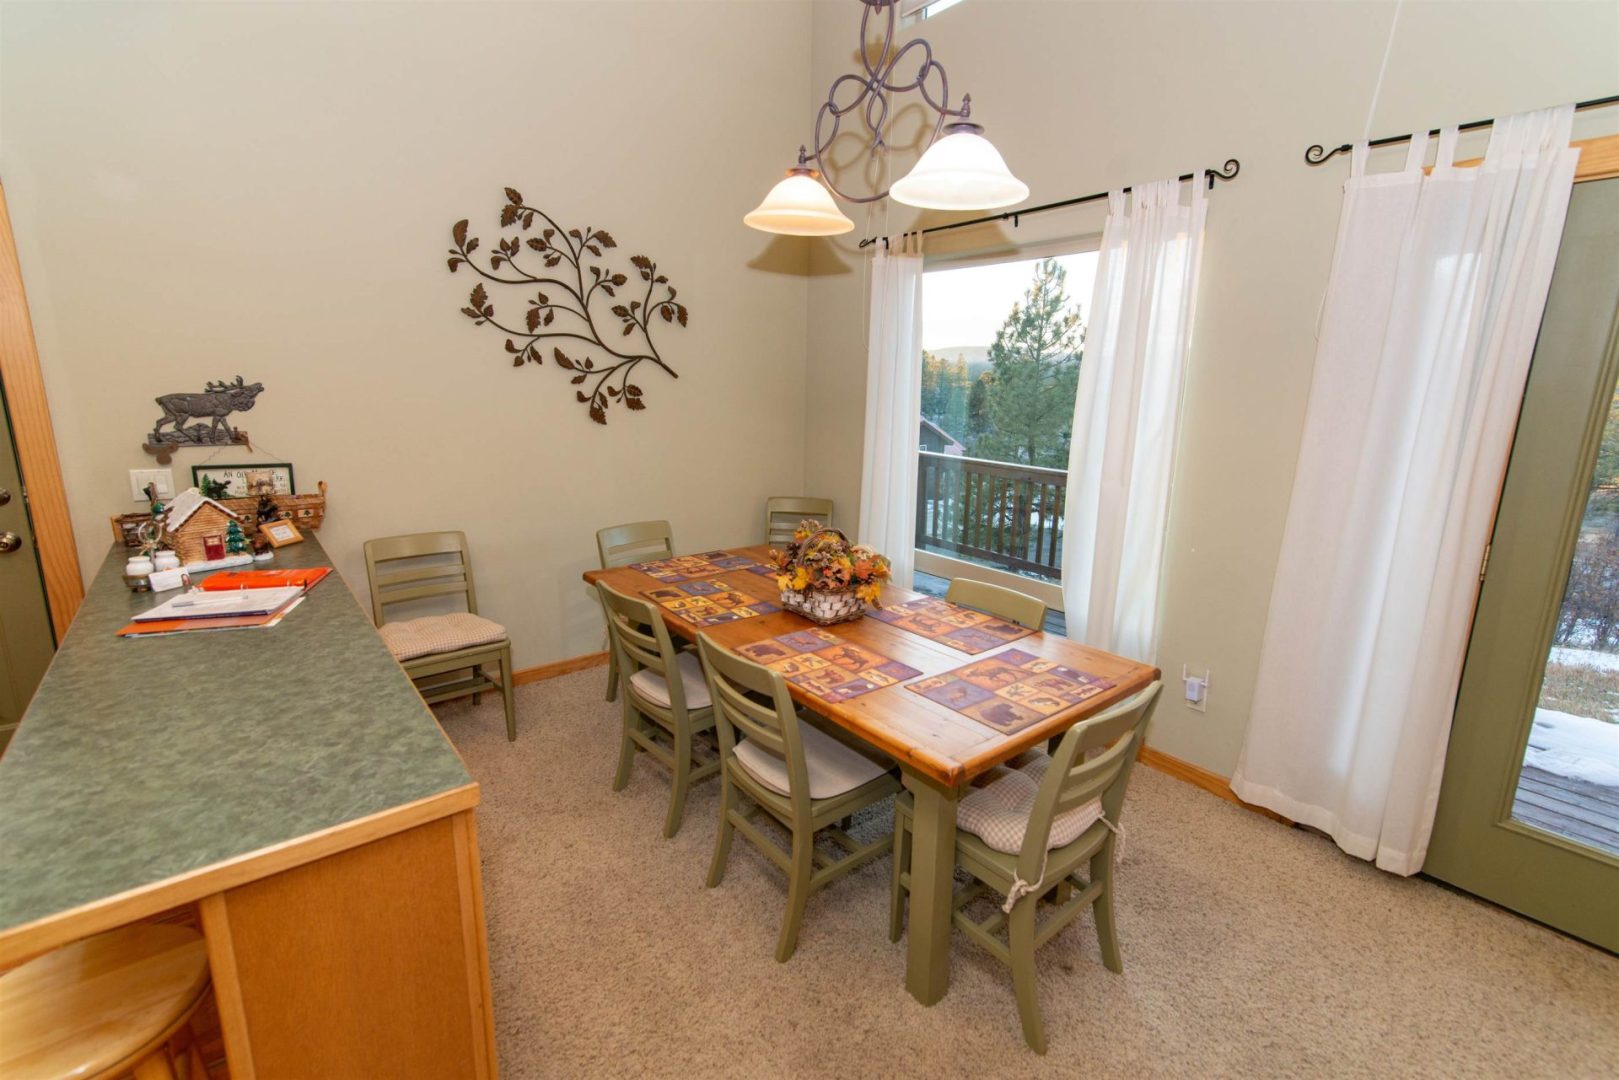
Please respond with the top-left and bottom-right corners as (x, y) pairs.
(260, 520), (304, 548)
(192, 463), (295, 499)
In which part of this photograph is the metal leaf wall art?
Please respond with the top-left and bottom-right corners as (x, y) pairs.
(447, 189), (688, 425)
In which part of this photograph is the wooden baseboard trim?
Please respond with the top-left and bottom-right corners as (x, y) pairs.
(511, 651), (609, 686)
(1137, 745), (1292, 825)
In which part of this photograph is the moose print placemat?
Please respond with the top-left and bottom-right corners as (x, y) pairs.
(736, 628), (922, 705)
(906, 648), (1114, 735)
(643, 579), (779, 627)
(867, 596), (1035, 654)
(631, 551), (776, 583)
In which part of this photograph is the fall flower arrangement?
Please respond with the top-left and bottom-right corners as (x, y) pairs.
(771, 521), (891, 625)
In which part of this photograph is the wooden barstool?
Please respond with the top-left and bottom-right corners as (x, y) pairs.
(0, 923), (211, 1080)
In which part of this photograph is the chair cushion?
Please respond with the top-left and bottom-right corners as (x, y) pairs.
(733, 719), (889, 800)
(378, 613), (507, 662)
(627, 650), (712, 710)
(957, 752), (1104, 855)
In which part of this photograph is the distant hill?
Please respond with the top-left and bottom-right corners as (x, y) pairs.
(926, 344), (991, 381)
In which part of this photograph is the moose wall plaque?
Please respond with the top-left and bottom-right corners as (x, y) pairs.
(143, 376), (264, 463)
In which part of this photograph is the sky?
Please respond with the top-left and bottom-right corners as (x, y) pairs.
(921, 251), (1099, 353)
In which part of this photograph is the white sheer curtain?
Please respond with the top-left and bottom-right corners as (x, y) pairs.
(1231, 106), (1580, 875)
(859, 233), (924, 589)
(1061, 178), (1206, 663)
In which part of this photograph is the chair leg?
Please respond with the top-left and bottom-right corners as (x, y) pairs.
(776, 829), (815, 963)
(499, 646), (516, 741)
(707, 777), (736, 887)
(1007, 899), (1047, 1054)
(612, 700), (638, 792)
(888, 806), (910, 942)
(1092, 842), (1122, 973)
(664, 726), (692, 838)
(605, 649), (619, 702)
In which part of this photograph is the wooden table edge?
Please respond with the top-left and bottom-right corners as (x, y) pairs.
(0, 781), (481, 968)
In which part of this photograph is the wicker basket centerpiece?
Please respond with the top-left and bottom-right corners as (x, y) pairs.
(771, 521), (891, 626)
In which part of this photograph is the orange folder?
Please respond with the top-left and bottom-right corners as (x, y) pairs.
(195, 567), (332, 592)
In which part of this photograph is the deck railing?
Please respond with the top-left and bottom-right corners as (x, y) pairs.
(914, 450), (1067, 580)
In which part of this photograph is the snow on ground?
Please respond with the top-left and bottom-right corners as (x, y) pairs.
(1526, 709), (1619, 788)
(1548, 646), (1619, 673)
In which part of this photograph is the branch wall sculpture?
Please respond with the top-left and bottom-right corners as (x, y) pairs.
(447, 189), (689, 425)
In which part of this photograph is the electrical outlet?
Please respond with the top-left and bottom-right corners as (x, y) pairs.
(1181, 665), (1210, 713)
(129, 468), (173, 502)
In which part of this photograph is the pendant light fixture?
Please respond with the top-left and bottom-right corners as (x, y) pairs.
(744, 0), (1026, 235)
(744, 149), (855, 236)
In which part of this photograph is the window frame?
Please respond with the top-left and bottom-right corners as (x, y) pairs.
(914, 236), (1104, 611)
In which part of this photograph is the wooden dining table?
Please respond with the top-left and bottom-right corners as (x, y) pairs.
(584, 545), (1159, 1006)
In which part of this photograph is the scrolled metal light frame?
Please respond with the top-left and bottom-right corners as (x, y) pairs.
(805, 0), (974, 204)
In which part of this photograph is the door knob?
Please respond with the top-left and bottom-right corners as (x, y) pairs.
(0, 488), (9, 506)
(0, 533), (22, 553)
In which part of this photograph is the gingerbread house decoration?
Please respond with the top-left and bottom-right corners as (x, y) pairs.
(161, 487), (241, 566)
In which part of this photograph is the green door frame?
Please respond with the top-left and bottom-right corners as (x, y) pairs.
(1426, 178), (1619, 953)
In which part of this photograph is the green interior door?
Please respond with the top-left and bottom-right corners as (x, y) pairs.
(0, 382), (57, 753)
(1426, 178), (1619, 952)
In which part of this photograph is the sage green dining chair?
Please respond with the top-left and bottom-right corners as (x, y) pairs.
(945, 578), (1047, 632)
(697, 634), (900, 962)
(364, 531), (516, 740)
(889, 681), (1162, 1053)
(598, 580), (717, 838)
(594, 520), (676, 703)
(764, 496), (833, 546)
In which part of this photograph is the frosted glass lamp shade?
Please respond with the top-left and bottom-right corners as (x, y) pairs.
(889, 123), (1029, 211)
(744, 168), (855, 236)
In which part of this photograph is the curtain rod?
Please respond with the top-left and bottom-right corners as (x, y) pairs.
(1304, 92), (1619, 165)
(856, 158), (1241, 250)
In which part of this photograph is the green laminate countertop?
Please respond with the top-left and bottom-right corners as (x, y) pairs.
(0, 535), (474, 940)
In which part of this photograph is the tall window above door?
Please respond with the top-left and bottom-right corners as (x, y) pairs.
(916, 248), (1099, 584)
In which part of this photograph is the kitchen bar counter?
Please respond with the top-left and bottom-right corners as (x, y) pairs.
(0, 536), (498, 1077)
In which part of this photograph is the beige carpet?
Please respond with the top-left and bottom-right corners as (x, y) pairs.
(433, 671), (1618, 1079)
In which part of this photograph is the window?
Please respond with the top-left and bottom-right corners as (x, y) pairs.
(901, 0), (967, 24)
(915, 249), (1099, 586)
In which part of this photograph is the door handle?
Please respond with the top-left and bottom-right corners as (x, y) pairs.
(0, 532), (22, 553)
(0, 488), (9, 506)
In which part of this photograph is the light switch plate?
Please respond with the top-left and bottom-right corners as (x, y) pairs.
(129, 468), (174, 502)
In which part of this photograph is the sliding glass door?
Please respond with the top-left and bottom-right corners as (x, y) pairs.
(1426, 178), (1619, 952)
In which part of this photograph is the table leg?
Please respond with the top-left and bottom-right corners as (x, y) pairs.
(902, 769), (960, 1006)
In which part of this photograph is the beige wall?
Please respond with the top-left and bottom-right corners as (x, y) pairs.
(1, 0), (811, 668)
(803, 0), (1619, 775)
(5, 1), (1614, 770)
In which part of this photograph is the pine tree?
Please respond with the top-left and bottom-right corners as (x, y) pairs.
(967, 371), (993, 445)
(939, 355), (965, 439)
(920, 350), (947, 425)
(969, 259), (1082, 467)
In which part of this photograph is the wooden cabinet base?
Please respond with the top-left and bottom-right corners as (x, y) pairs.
(198, 811), (497, 1079)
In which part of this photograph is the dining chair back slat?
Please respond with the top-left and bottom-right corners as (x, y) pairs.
(944, 578), (1046, 632)
(697, 637), (806, 799)
(597, 520), (675, 569)
(598, 583), (681, 707)
(364, 531), (479, 626)
(765, 497), (834, 546)
(1017, 683), (1161, 881)
(594, 520), (676, 705)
